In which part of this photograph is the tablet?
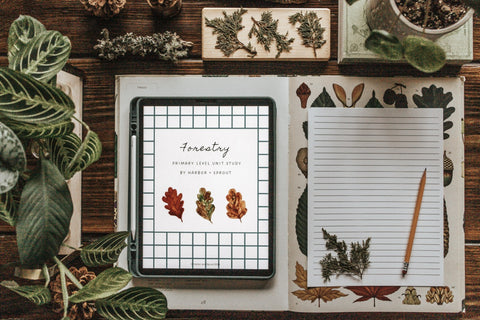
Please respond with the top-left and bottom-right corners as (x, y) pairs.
(129, 97), (275, 279)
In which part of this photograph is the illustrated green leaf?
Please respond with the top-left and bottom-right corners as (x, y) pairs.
(365, 30), (403, 60)
(0, 191), (18, 226)
(402, 36), (446, 73)
(365, 90), (384, 108)
(80, 232), (129, 267)
(47, 130), (102, 180)
(0, 67), (75, 124)
(311, 87), (336, 108)
(1, 280), (51, 305)
(10, 30), (71, 84)
(96, 287), (168, 320)
(16, 159), (73, 267)
(8, 15), (46, 65)
(296, 186), (308, 256)
(69, 267), (132, 303)
(302, 121), (308, 139)
(0, 121), (26, 194)
(3, 119), (74, 139)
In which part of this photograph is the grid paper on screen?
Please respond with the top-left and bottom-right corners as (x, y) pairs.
(141, 104), (270, 271)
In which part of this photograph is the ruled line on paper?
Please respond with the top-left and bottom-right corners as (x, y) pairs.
(307, 108), (444, 287)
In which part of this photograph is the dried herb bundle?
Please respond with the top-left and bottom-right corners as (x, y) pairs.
(94, 29), (192, 62)
(205, 8), (257, 58)
(320, 228), (371, 282)
(248, 12), (294, 58)
(289, 11), (326, 58)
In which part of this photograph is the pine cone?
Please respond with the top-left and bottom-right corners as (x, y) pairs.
(80, 0), (126, 18)
(50, 266), (96, 320)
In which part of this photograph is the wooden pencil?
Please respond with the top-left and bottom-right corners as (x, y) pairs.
(402, 168), (427, 277)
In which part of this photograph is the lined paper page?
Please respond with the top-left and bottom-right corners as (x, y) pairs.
(307, 108), (443, 287)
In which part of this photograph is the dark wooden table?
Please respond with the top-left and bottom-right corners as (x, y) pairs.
(1, 0), (480, 319)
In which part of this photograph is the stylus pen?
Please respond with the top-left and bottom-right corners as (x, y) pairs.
(130, 135), (137, 241)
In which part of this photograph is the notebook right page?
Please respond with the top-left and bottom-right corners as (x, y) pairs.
(307, 108), (444, 287)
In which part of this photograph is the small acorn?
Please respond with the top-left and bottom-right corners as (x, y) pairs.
(296, 83), (311, 109)
(296, 147), (308, 177)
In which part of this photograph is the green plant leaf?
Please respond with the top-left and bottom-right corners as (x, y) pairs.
(402, 36), (446, 73)
(47, 130), (102, 180)
(365, 90), (384, 108)
(16, 159), (73, 267)
(365, 30), (403, 60)
(8, 15), (46, 65)
(80, 232), (129, 267)
(0, 191), (18, 226)
(296, 186), (308, 256)
(311, 87), (336, 108)
(69, 267), (132, 303)
(302, 121), (308, 139)
(0, 67), (75, 124)
(96, 287), (168, 320)
(1, 280), (51, 305)
(3, 119), (74, 139)
(0, 121), (26, 194)
(10, 30), (71, 84)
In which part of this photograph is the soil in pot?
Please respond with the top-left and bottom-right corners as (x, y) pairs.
(396, 0), (469, 29)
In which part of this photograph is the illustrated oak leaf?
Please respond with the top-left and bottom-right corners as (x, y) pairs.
(162, 187), (184, 222)
(226, 188), (247, 222)
(292, 262), (347, 307)
(196, 187), (215, 223)
(345, 286), (400, 307)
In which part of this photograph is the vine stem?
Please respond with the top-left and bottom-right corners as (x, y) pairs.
(388, 0), (413, 34)
(42, 264), (50, 288)
(422, 0), (432, 31)
(53, 256), (83, 289)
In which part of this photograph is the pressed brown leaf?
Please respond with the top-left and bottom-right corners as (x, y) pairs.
(351, 83), (365, 106)
(226, 188), (247, 221)
(345, 286), (400, 307)
(332, 83), (347, 107)
(293, 261), (308, 289)
(162, 187), (184, 221)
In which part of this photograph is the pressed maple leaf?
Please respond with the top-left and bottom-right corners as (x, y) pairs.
(226, 188), (247, 222)
(196, 187), (215, 223)
(292, 262), (347, 307)
(162, 187), (184, 221)
(345, 286), (400, 307)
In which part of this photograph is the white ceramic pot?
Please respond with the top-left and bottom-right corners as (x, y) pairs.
(365, 0), (474, 40)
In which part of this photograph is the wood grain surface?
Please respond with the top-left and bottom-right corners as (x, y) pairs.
(0, 0), (480, 319)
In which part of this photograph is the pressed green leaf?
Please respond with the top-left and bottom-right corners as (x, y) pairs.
(296, 186), (308, 256)
(402, 36), (446, 73)
(311, 87), (336, 108)
(16, 159), (73, 267)
(1, 280), (51, 305)
(11, 30), (71, 84)
(302, 121), (308, 139)
(365, 30), (403, 60)
(365, 90), (384, 108)
(47, 130), (102, 180)
(96, 287), (168, 320)
(80, 232), (129, 267)
(69, 267), (132, 303)
(0, 121), (26, 194)
(3, 119), (74, 139)
(0, 191), (18, 226)
(0, 67), (75, 124)
(8, 15), (46, 65)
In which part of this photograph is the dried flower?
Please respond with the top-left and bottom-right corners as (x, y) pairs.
(80, 0), (126, 18)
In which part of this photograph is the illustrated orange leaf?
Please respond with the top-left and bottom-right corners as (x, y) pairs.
(226, 188), (247, 221)
(162, 187), (184, 222)
(345, 286), (400, 307)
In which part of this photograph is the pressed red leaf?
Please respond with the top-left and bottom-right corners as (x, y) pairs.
(345, 286), (400, 307)
(162, 187), (184, 222)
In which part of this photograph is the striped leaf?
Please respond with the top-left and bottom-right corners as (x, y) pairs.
(0, 67), (75, 124)
(0, 191), (18, 226)
(80, 232), (128, 267)
(96, 287), (168, 320)
(1, 280), (51, 305)
(69, 267), (132, 303)
(8, 15), (46, 65)
(16, 159), (73, 267)
(10, 30), (71, 84)
(0, 121), (26, 194)
(47, 130), (102, 180)
(4, 119), (74, 139)
(296, 186), (308, 256)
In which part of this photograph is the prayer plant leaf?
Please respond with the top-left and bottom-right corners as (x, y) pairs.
(47, 130), (102, 180)
(16, 159), (73, 267)
(3, 119), (74, 139)
(69, 267), (132, 303)
(80, 231), (129, 267)
(8, 15), (46, 65)
(10, 30), (71, 84)
(96, 287), (168, 320)
(1, 281), (51, 305)
(0, 121), (26, 194)
(296, 186), (308, 256)
(365, 30), (403, 60)
(0, 191), (18, 226)
(0, 67), (75, 124)
(402, 36), (446, 73)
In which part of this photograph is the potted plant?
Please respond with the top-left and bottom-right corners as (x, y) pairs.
(0, 15), (167, 320)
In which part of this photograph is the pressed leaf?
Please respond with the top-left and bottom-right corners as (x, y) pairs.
(16, 159), (73, 267)
(351, 83), (365, 106)
(332, 84), (347, 106)
(69, 267), (132, 303)
(0, 121), (26, 194)
(402, 36), (446, 73)
(302, 121), (308, 139)
(311, 87), (336, 108)
(226, 188), (247, 221)
(10, 30), (71, 84)
(96, 287), (168, 320)
(0, 67), (75, 124)
(162, 187), (184, 221)
(0, 191), (18, 226)
(80, 231), (129, 267)
(345, 286), (400, 307)
(365, 30), (403, 60)
(8, 15), (46, 65)
(4, 119), (74, 139)
(365, 90), (384, 108)
(196, 188), (215, 223)
(1, 280), (51, 305)
(296, 186), (308, 256)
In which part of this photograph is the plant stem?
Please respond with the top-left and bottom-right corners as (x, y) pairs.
(422, 0), (432, 31)
(72, 115), (90, 131)
(61, 243), (78, 251)
(57, 259), (69, 319)
(42, 264), (50, 288)
(54, 256), (83, 289)
(65, 129), (93, 174)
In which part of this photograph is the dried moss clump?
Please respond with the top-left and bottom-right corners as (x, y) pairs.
(80, 0), (126, 18)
